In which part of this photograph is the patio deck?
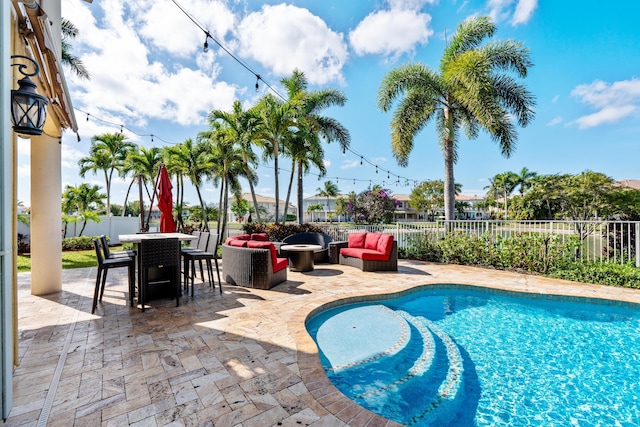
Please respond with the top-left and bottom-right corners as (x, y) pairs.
(9, 260), (640, 426)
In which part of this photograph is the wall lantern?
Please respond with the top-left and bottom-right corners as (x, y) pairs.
(10, 55), (48, 136)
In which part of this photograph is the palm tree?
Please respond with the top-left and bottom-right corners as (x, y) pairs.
(289, 127), (326, 224)
(61, 18), (90, 80)
(165, 139), (214, 231)
(123, 146), (162, 231)
(254, 94), (294, 223)
(485, 171), (518, 219)
(515, 167), (537, 195)
(316, 180), (339, 221)
(280, 70), (350, 223)
(199, 127), (247, 244)
(63, 183), (105, 236)
(377, 15), (535, 222)
(79, 132), (136, 218)
(209, 101), (263, 223)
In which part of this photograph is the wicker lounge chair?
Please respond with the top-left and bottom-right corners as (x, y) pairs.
(222, 241), (288, 289)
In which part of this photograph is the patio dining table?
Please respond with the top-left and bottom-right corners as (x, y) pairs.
(118, 233), (197, 307)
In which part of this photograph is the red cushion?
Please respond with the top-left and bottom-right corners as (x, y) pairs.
(348, 233), (367, 249)
(247, 241), (283, 272)
(376, 234), (394, 258)
(224, 237), (235, 245)
(229, 239), (248, 247)
(236, 234), (251, 240)
(251, 233), (269, 241)
(273, 257), (289, 273)
(341, 247), (389, 261)
(365, 233), (381, 250)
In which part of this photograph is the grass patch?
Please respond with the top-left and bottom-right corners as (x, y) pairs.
(17, 245), (130, 272)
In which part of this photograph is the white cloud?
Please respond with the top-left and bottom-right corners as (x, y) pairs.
(570, 78), (640, 129)
(63, 0), (238, 127)
(341, 160), (360, 169)
(324, 160), (332, 168)
(546, 116), (563, 126)
(236, 4), (348, 85)
(61, 144), (85, 171)
(552, 95), (559, 103)
(487, 0), (537, 26)
(511, 0), (537, 25)
(136, 0), (236, 58)
(350, 9), (433, 57)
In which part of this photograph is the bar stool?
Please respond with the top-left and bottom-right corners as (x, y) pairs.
(92, 239), (135, 314)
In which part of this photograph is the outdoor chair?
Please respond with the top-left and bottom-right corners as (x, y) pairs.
(183, 233), (221, 296)
(138, 238), (181, 312)
(100, 235), (136, 259)
(92, 238), (135, 314)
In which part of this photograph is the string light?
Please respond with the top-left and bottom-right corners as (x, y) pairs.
(203, 37), (209, 53)
(171, 0), (422, 189)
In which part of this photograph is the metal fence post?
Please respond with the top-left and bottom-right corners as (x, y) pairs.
(636, 222), (640, 268)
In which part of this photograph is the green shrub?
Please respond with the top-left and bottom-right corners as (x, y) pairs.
(548, 261), (640, 289)
(401, 232), (578, 274)
(242, 223), (324, 242)
(62, 236), (99, 251)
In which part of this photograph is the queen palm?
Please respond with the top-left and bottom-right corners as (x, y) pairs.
(283, 126), (326, 224)
(316, 180), (339, 221)
(123, 146), (162, 231)
(209, 101), (263, 222)
(199, 127), (247, 243)
(377, 16), (535, 221)
(79, 132), (136, 217)
(165, 139), (214, 231)
(255, 94), (294, 222)
(515, 166), (537, 195)
(281, 70), (350, 222)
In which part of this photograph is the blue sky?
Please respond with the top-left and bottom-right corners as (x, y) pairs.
(18, 0), (640, 207)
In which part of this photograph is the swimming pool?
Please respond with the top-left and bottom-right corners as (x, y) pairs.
(306, 285), (640, 426)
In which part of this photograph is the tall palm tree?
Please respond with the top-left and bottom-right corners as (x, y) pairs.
(377, 15), (535, 221)
(280, 70), (350, 222)
(199, 128), (246, 244)
(255, 94), (295, 222)
(61, 18), (90, 80)
(209, 101), (263, 223)
(316, 180), (339, 221)
(165, 139), (214, 231)
(280, 125), (326, 224)
(123, 146), (162, 230)
(79, 132), (136, 217)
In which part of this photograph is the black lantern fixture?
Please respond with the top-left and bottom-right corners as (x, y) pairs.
(10, 55), (48, 136)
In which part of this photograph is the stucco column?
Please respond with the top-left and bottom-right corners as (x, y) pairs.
(30, 134), (62, 295)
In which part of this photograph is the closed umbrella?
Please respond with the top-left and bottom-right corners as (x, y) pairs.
(157, 165), (176, 232)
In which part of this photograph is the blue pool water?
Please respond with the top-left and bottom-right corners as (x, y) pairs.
(306, 285), (640, 426)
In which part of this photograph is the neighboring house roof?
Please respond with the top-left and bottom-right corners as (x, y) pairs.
(240, 193), (296, 208)
(616, 179), (640, 189)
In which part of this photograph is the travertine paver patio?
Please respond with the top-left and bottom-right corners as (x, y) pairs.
(8, 260), (640, 426)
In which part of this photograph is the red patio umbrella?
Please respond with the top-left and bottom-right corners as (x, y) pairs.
(157, 165), (176, 232)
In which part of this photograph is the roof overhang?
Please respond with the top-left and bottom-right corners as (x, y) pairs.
(11, 0), (79, 137)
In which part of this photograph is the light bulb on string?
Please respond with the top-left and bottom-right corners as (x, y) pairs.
(86, 114), (89, 122)
(375, 166), (378, 174)
(151, 134), (154, 143)
(203, 37), (209, 53)
(360, 156), (363, 166)
(255, 75), (261, 92)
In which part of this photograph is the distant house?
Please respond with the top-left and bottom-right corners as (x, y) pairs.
(230, 193), (296, 222)
(393, 193), (488, 221)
